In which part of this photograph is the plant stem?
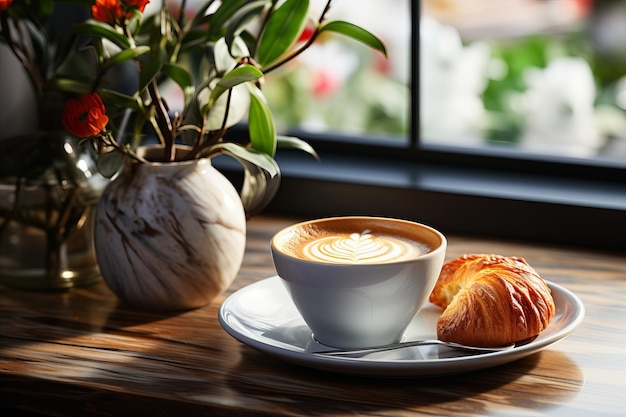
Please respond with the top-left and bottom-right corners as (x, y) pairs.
(187, 87), (233, 160)
(178, 0), (187, 27)
(166, 0), (185, 64)
(1, 14), (45, 97)
(0, 176), (23, 244)
(148, 79), (175, 161)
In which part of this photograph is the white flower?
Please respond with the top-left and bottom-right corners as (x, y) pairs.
(519, 56), (603, 156)
(420, 16), (490, 145)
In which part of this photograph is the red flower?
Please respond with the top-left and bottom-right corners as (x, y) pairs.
(62, 93), (110, 138)
(312, 71), (340, 98)
(0, 0), (13, 12)
(92, 0), (125, 24)
(92, 0), (149, 25)
(297, 24), (316, 44)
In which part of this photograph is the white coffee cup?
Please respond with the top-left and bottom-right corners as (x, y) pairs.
(271, 216), (447, 349)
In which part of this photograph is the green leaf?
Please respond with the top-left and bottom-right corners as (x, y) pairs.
(208, 0), (246, 38)
(219, 64), (264, 88)
(54, 31), (78, 70)
(180, 29), (209, 53)
(277, 135), (319, 160)
(205, 64), (263, 113)
(47, 77), (92, 95)
(247, 85), (276, 157)
(319, 21), (388, 58)
(186, 0), (218, 30)
(98, 89), (142, 111)
(224, 0), (266, 53)
(23, 20), (47, 62)
(257, 0), (309, 67)
(72, 21), (131, 50)
(204, 143), (280, 215)
(147, 5), (171, 55)
(96, 150), (126, 178)
(162, 63), (194, 101)
(101, 46), (151, 74)
(138, 55), (162, 94)
(204, 143), (280, 178)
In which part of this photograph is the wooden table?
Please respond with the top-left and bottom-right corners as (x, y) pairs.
(1, 215), (625, 416)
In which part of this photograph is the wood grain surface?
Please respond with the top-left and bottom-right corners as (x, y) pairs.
(1, 215), (625, 416)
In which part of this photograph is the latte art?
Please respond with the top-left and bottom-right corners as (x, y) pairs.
(302, 230), (424, 264)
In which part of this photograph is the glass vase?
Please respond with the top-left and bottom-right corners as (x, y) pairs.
(0, 132), (107, 290)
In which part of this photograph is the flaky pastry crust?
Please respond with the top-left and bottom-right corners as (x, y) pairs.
(429, 254), (555, 347)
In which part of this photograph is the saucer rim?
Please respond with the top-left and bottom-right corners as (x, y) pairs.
(218, 276), (584, 377)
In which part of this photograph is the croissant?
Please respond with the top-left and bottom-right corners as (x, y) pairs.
(429, 254), (555, 347)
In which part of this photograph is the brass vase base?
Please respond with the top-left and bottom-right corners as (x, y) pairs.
(0, 265), (101, 291)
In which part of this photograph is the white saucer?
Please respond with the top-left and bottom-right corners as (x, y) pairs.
(218, 276), (584, 377)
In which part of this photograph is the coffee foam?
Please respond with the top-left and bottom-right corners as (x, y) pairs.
(302, 230), (425, 264)
(276, 219), (436, 264)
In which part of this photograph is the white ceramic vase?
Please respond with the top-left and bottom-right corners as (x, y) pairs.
(94, 146), (246, 311)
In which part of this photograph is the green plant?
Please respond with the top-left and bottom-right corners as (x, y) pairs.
(57, 0), (387, 213)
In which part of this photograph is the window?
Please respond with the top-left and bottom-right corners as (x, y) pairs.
(263, 0), (410, 147)
(217, 0), (626, 252)
(420, 0), (626, 165)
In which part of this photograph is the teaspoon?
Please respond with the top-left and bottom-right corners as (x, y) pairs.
(306, 338), (515, 356)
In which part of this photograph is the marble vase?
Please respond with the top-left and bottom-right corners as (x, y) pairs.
(94, 146), (246, 311)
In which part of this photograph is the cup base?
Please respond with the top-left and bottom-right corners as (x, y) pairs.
(305, 333), (409, 352)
